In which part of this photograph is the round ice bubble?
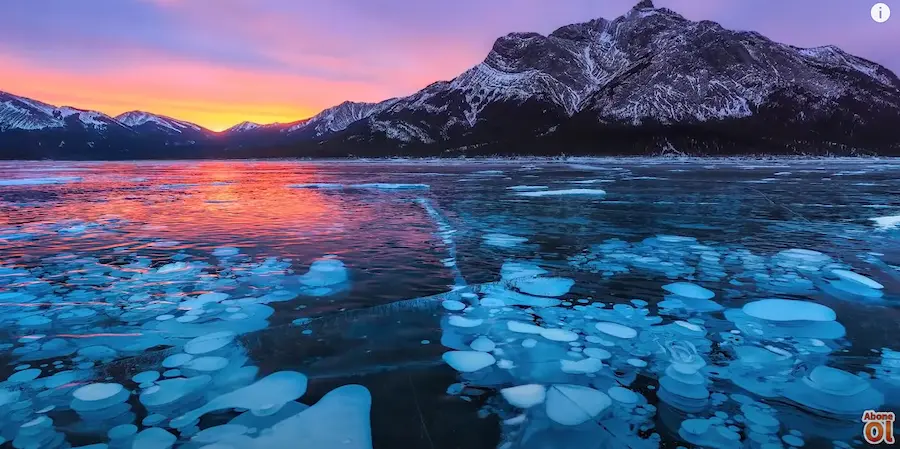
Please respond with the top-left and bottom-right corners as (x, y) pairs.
(470, 336), (495, 352)
(443, 351), (496, 373)
(513, 277), (575, 297)
(802, 366), (870, 396)
(73, 383), (124, 402)
(184, 331), (236, 355)
(500, 384), (546, 408)
(742, 299), (836, 322)
(132, 371), (161, 384)
(608, 386), (639, 404)
(663, 282), (715, 300)
(595, 321), (638, 339)
(831, 269), (883, 289)
(441, 300), (466, 311)
(545, 384), (612, 426)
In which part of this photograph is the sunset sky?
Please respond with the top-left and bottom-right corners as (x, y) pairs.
(1, 0), (897, 131)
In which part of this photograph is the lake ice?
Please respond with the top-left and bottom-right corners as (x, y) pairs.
(0, 159), (898, 449)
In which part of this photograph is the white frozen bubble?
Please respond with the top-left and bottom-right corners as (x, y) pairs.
(500, 261), (548, 280)
(441, 300), (466, 311)
(501, 384), (546, 408)
(583, 348), (612, 360)
(776, 249), (832, 265)
(627, 359), (648, 368)
(513, 277), (574, 297)
(516, 189), (607, 197)
(184, 331), (236, 355)
(540, 328), (579, 342)
(871, 215), (900, 230)
(545, 384), (612, 426)
(830, 269), (883, 289)
(212, 247), (240, 257)
(607, 387), (639, 404)
(185, 356), (230, 372)
(560, 357), (605, 374)
(162, 353), (194, 368)
(73, 383), (123, 402)
(140, 375), (211, 408)
(742, 299), (836, 322)
(172, 371), (308, 427)
(234, 384), (372, 449)
(662, 282), (715, 300)
(71, 382), (129, 412)
(448, 315), (484, 328)
(595, 321), (638, 339)
(442, 351), (496, 373)
(470, 336), (496, 352)
(8, 368), (41, 383)
(157, 262), (190, 274)
(132, 371), (161, 384)
(298, 258), (349, 288)
(483, 233), (529, 247)
(507, 320), (545, 334)
(0, 177), (82, 186)
(675, 321), (704, 333)
(782, 365), (885, 415)
(506, 185), (549, 191)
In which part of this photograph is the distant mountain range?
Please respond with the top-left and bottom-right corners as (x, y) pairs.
(3, 0), (900, 159)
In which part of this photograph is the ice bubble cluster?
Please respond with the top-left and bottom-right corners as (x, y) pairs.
(435, 231), (896, 449)
(0, 243), (364, 449)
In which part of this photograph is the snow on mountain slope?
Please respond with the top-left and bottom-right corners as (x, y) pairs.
(57, 106), (124, 130)
(348, 0), (900, 144)
(284, 99), (400, 137)
(0, 91), (127, 132)
(116, 111), (205, 135)
(225, 121), (263, 133)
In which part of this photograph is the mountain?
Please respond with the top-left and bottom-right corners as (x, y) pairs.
(116, 111), (212, 141)
(1, 91), (125, 133)
(224, 121), (264, 133)
(0, 90), (222, 159)
(283, 99), (400, 138)
(3, 0), (900, 159)
(317, 0), (900, 156)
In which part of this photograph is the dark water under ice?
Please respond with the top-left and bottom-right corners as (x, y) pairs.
(0, 159), (898, 449)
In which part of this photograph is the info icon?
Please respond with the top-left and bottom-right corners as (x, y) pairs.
(871, 3), (891, 23)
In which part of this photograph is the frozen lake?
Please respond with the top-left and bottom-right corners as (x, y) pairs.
(0, 159), (899, 449)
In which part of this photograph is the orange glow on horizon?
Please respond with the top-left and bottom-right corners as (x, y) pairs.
(0, 53), (398, 132)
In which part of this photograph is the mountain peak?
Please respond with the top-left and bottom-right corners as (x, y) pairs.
(634, 0), (655, 9)
(226, 121), (261, 133)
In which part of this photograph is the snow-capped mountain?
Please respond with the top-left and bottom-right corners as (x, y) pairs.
(324, 0), (900, 155)
(1, 91), (125, 132)
(225, 121), (263, 133)
(283, 99), (400, 138)
(3, 0), (900, 159)
(116, 111), (210, 138)
(0, 91), (217, 159)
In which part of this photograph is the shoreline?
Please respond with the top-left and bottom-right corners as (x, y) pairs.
(1, 155), (899, 164)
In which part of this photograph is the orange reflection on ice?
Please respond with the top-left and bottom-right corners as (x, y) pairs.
(0, 161), (365, 255)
